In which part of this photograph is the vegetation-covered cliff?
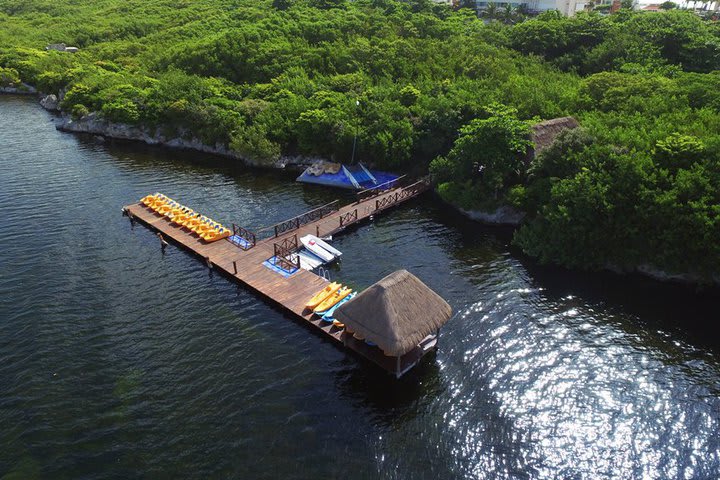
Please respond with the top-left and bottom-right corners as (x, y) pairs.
(1, 0), (718, 280)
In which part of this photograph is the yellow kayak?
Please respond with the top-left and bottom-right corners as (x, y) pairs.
(306, 282), (341, 309)
(314, 286), (352, 313)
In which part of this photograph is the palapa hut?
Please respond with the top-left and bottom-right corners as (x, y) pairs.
(334, 269), (452, 377)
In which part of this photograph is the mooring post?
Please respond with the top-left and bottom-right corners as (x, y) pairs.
(233, 260), (238, 275)
(316, 225), (320, 237)
(157, 233), (167, 251)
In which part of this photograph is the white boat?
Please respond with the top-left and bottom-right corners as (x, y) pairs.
(290, 250), (325, 271)
(300, 234), (342, 260)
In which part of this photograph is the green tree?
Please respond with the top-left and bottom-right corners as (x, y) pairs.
(430, 103), (531, 203)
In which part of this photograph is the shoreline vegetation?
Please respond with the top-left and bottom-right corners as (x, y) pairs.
(1, 0), (718, 284)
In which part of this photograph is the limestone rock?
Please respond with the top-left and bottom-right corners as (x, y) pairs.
(459, 205), (525, 226)
(40, 94), (59, 111)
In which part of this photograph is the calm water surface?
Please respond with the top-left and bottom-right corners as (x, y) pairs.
(1, 96), (719, 479)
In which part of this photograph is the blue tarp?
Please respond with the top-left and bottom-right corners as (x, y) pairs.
(296, 165), (399, 191)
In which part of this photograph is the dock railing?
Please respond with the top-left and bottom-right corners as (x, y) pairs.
(374, 179), (429, 211)
(273, 234), (300, 272)
(356, 175), (406, 204)
(231, 224), (257, 250)
(339, 208), (358, 228)
(257, 200), (340, 238)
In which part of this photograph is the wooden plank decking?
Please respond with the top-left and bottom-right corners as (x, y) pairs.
(123, 179), (434, 376)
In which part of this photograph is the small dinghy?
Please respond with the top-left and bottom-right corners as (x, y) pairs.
(290, 250), (325, 271)
(300, 234), (342, 262)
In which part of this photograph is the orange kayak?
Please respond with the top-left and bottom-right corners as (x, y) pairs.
(314, 286), (352, 314)
(306, 282), (341, 309)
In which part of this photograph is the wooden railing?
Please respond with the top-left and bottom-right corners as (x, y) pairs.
(231, 224), (256, 250)
(374, 179), (429, 211)
(339, 208), (358, 228)
(257, 200), (340, 238)
(273, 235), (300, 272)
(355, 175), (406, 204)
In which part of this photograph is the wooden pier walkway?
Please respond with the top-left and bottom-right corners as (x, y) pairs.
(123, 178), (434, 376)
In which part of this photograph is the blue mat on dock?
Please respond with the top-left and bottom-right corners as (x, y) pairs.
(297, 168), (398, 191)
(229, 234), (252, 250)
(263, 256), (299, 277)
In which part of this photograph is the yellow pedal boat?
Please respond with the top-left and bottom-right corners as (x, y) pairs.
(141, 194), (159, 206)
(194, 221), (218, 235)
(314, 286), (352, 313)
(306, 282), (341, 309)
(201, 227), (230, 242)
(183, 214), (204, 229)
(172, 210), (194, 225)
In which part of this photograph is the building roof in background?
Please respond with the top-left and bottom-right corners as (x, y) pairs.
(531, 116), (580, 154)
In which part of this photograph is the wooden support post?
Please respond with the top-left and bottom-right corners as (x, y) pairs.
(157, 233), (167, 251)
(204, 256), (212, 269)
(233, 261), (238, 275)
(316, 225), (320, 237)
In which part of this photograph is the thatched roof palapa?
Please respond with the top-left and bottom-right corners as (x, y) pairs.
(530, 116), (579, 156)
(334, 270), (452, 357)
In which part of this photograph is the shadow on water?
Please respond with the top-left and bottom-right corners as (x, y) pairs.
(518, 258), (720, 353)
(336, 353), (444, 414)
(418, 194), (720, 355)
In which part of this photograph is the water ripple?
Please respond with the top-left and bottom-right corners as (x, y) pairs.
(1, 96), (719, 479)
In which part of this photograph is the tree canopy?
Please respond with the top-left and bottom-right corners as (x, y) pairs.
(1, 1), (719, 279)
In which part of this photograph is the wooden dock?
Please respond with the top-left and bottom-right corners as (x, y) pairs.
(123, 178), (436, 377)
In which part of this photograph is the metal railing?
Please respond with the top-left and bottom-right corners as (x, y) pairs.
(374, 179), (429, 211)
(231, 224), (256, 250)
(273, 235), (300, 272)
(356, 175), (406, 204)
(257, 200), (340, 238)
(339, 208), (358, 228)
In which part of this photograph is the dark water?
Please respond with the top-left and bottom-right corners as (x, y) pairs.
(1, 95), (719, 480)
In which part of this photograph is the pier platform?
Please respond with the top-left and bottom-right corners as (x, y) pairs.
(123, 178), (435, 377)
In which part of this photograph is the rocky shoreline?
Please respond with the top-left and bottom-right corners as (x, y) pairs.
(446, 200), (719, 286)
(0, 83), (37, 94)
(458, 205), (525, 226)
(30, 92), (320, 170)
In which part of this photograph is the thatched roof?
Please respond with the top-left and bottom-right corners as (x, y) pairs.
(334, 270), (452, 356)
(530, 117), (579, 155)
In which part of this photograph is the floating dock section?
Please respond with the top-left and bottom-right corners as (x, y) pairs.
(123, 178), (435, 377)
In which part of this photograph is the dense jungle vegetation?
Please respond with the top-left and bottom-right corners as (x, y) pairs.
(1, 0), (719, 279)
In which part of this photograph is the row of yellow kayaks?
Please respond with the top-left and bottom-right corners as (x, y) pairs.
(305, 282), (352, 318)
(140, 193), (231, 243)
